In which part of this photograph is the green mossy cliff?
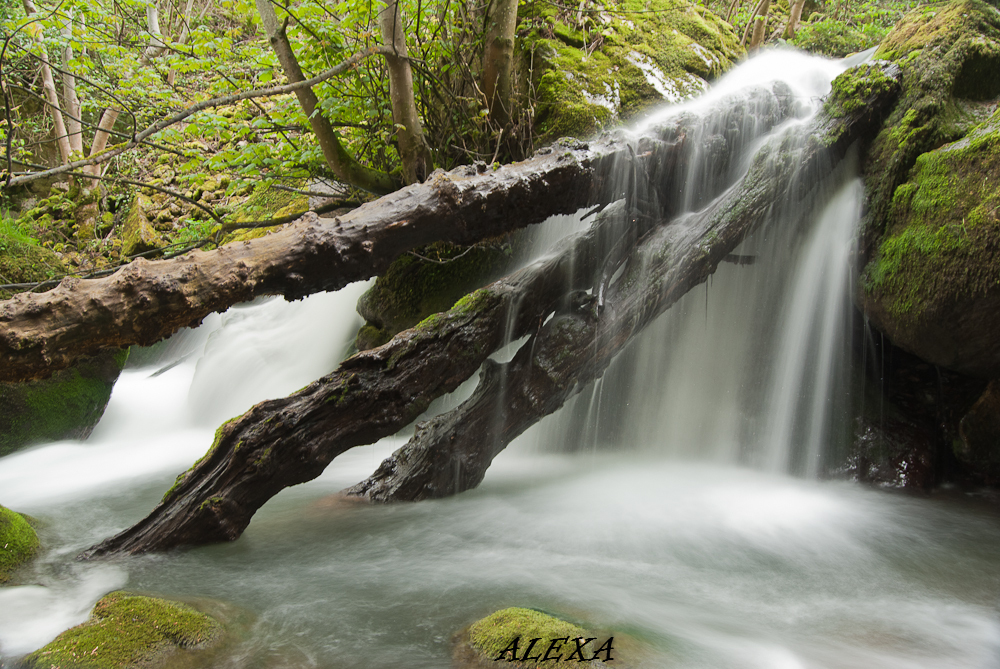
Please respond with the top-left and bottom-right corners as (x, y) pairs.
(22, 591), (222, 669)
(858, 0), (1000, 377)
(0, 504), (39, 583)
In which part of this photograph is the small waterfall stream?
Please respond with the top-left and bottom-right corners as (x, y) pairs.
(3, 51), (1000, 668)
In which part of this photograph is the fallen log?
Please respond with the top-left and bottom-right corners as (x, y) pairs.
(0, 85), (793, 384)
(81, 62), (899, 557)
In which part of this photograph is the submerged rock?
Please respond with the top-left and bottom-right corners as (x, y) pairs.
(0, 349), (128, 456)
(454, 607), (615, 668)
(0, 504), (39, 584)
(21, 591), (223, 669)
(857, 0), (1000, 378)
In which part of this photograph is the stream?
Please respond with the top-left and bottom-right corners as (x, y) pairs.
(3, 50), (1000, 669)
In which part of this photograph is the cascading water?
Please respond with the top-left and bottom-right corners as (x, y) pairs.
(3, 52), (1000, 668)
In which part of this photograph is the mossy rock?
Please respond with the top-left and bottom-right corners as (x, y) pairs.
(355, 240), (514, 350)
(122, 193), (166, 257)
(219, 185), (307, 245)
(0, 504), (39, 584)
(0, 231), (66, 300)
(21, 591), (222, 669)
(0, 349), (128, 456)
(521, 0), (742, 144)
(455, 607), (614, 668)
(956, 380), (1000, 483)
(857, 0), (1000, 377)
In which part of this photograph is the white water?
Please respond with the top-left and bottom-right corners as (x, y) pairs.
(3, 52), (1000, 667)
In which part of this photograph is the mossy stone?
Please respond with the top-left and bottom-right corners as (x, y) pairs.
(355, 240), (513, 350)
(455, 607), (614, 668)
(0, 349), (128, 456)
(0, 504), (39, 583)
(521, 0), (742, 144)
(857, 0), (1000, 377)
(122, 194), (165, 257)
(21, 591), (222, 669)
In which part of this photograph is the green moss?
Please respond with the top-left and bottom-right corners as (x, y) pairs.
(825, 63), (899, 118)
(0, 230), (66, 300)
(0, 350), (126, 457)
(468, 607), (589, 664)
(162, 417), (239, 502)
(22, 591), (221, 668)
(355, 242), (512, 350)
(121, 194), (165, 257)
(0, 505), (39, 583)
(521, 0), (741, 144)
(863, 108), (1000, 320)
(221, 187), (308, 245)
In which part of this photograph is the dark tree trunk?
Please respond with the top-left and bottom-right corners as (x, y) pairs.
(80, 62), (900, 558)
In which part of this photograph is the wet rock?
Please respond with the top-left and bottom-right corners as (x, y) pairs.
(956, 381), (1000, 483)
(21, 591), (223, 668)
(0, 504), (39, 584)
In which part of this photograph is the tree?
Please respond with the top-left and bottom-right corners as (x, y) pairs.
(481, 0), (519, 130)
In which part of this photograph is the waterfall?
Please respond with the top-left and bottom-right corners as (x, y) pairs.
(4, 51), (1000, 669)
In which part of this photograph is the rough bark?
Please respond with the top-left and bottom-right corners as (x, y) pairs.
(481, 0), (519, 129)
(379, 0), (434, 184)
(80, 62), (900, 557)
(255, 0), (400, 194)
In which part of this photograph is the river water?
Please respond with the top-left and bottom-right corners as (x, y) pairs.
(3, 51), (1000, 668)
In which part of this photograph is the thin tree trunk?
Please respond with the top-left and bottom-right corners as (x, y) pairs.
(60, 10), (83, 157)
(166, 0), (197, 87)
(22, 0), (72, 165)
(481, 0), (519, 129)
(749, 0), (771, 50)
(79, 62), (901, 557)
(784, 0), (806, 38)
(254, 0), (400, 194)
(379, 0), (434, 184)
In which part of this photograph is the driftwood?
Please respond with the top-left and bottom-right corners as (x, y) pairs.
(81, 62), (900, 557)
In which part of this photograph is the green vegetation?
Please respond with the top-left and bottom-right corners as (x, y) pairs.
(0, 504), (39, 583)
(22, 591), (221, 668)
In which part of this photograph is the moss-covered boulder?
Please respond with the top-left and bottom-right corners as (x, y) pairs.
(0, 349), (128, 456)
(858, 0), (1000, 378)
(121, 193), (166, 257)
(22, 591), (223, 669)
(355, 240), (514, 350)
(522, 0), (742, 144)
(0, 504), (39, 584)
(454, 607), (614, 668)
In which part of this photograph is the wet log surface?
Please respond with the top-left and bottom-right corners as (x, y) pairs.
(81, 63), (900, 557)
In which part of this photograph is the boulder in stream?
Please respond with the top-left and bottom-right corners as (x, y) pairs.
(454, 607), (616, 668)
(21, 591), (223, 669)
(0, 504), (39, 584)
